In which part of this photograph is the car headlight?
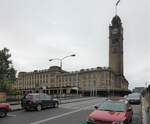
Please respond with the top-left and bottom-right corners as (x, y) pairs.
(112, 122), (124, 124)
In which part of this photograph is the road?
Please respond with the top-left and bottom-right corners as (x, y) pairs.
(0, 97), (142, 124)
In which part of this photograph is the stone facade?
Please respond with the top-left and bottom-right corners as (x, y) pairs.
(109, 15), (124, 75)
(15, 66), (128, 96)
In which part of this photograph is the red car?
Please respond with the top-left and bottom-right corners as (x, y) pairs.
(87, 99), (133, 124)
(0, 103), (12, 118)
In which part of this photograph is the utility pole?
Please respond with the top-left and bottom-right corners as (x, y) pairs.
(76, 72), (79, 96)
(49, 54), (76, 98)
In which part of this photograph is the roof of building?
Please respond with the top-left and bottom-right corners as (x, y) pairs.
(111, 15), (122, 27)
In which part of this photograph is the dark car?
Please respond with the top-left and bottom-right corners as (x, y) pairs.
(0, 103), (12, 118)
(87, 99), (133, 124)
(127, 93), (141, 104)
(21, 93), (59, 111)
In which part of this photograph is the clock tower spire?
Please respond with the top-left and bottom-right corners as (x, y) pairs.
(109, 15), (124, 75)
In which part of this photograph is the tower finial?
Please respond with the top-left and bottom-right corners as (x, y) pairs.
(115, 0), (121, 15)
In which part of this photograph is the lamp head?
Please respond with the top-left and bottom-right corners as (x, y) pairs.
(71, 54), (76, 57)
(49, 59), (53, 61)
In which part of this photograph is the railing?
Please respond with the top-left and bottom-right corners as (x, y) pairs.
(143, 85), (150, 122)
(0, 93), (82, 105)
(0, 93), (22, 105)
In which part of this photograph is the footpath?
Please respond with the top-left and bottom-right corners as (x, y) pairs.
(9, 97), (96, 111)
(142, 97), (150, 124)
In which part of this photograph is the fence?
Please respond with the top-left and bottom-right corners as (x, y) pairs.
(143, 85), (150, 122)
(0, 92), (6, 102)
(0, 92), (23, 103)
(0, 93), (82, 104)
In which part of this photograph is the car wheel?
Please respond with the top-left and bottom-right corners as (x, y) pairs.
(36, 104), (42, 111)
(54, 102), (59, 108)
(0, 109), (7, 118)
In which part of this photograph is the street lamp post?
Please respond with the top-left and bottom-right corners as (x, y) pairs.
(49, 54), (76, 98)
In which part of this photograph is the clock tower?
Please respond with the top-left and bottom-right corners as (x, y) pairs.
(109, 15), (123, 75)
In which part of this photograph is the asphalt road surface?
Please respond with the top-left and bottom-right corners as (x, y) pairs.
(0, 97), (142, 124)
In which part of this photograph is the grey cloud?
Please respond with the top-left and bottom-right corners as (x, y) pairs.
(0, 0), (149, 89)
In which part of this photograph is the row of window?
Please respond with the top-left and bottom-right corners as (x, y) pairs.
(18, 72), (100, 82)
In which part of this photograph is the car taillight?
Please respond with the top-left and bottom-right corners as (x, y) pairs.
(6, 104), (12, 111)
(8, 104), (10, 108)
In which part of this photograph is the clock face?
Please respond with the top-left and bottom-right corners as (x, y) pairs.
(112, 28), (118, 34)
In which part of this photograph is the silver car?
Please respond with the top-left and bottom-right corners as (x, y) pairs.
(127, 93), (141, 104)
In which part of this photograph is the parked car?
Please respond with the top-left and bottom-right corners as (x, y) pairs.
(87, 99), (133, 124)
(127, 93), (141, 104)
(0, 103), (12, 118)
(21, 93), (59, 111)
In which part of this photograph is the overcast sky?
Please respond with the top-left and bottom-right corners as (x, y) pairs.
(0, 0), (149, 89)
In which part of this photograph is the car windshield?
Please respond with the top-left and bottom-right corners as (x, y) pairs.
(98, 101), (126, 112)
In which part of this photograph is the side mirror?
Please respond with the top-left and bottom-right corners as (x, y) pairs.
(94, 106), (98, 109)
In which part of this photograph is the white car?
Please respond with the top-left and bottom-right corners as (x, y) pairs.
(127, 93), (141, 104)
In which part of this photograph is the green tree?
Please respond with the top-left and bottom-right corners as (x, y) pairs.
(0, 48), (16, 92)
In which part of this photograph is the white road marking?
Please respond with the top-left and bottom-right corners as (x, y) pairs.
(30, 103), (98, 124)
(60, 98), (97, 108)
(60, 98), (102, 109)
(7, 114), (16, 117)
